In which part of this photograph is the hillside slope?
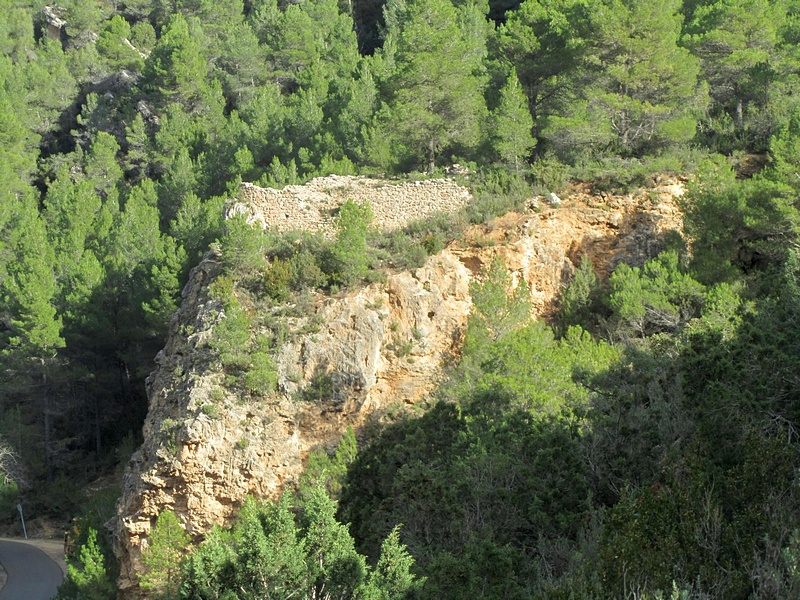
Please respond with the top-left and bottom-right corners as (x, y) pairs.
(111, 179), (683, 598)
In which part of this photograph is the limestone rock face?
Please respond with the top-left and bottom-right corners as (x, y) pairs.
(111, 179), (683, 598)
(42, 6), (66, 40)
(112, 249), (474, 598)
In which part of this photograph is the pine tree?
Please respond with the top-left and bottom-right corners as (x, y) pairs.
(142, 236), (186, 329)
(1, 193), (63, 356)
(169, 192), (223, 262)
(0, 2), (35, 63)
(382, 0), (487, 172)
(767, 107), (800, 193)
(332, 59), (380, 164)
(131, 20), (157, 53)
(183, 495), (308, 598)
(239, 83), (287, 171)
(492, 67), (536, 172)
(0, 192), (64, 481)
(212, 17), (266, 107)
(495, 0), (591, 145)
(363, 526), (424, 600)
(57, 528), (115, 600)
(0, 77), (39, 197)
(157, 148), (198, 227)
(262, 0), (359, 92)
(43, 166), (104, 314)
(467, 257), (532, 344)
(140, 510), (190, 600)
(558, 255), (600, 331)
(219, 213), (266, 274)
(84, 132), (123, 200)
(152, 103), (203, 178)
(19, 38), (78, 137)
(62, 0), (105, 49)
(300, 487), (368, 598)
(325, 200), (374, 287)
(142, 13), (210, 113)
(78, 180), (180, 411)
(123, 113), (151, 183)
(96, 15), (144, 72)
(684, 0), (784, 140)
(182, 490), (425, 598)
(545, 0), (708, 157)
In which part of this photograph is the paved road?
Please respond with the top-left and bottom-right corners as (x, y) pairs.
(0, 540), (63, 600)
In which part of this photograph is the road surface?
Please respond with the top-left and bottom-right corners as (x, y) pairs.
(0, 539), (63, 600)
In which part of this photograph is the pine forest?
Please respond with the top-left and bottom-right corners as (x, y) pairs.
(2, 0), (800, 598)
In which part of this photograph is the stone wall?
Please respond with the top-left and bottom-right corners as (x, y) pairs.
(231, 175), (471, 235)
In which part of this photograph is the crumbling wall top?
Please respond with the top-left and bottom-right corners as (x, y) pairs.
(229, 175), (472, 236)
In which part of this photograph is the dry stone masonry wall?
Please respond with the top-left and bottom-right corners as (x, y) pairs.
(232, 175), (471, 235)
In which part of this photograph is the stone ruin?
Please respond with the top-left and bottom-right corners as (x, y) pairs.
(228, 175), (472, 236)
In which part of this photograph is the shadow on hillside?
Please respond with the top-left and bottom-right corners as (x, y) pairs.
(560, 204), (684, 289)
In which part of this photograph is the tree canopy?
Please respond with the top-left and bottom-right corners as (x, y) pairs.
(5, 1), (800, 598)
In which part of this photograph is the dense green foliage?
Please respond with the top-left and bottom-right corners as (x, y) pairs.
(56, 484), (121, 600)
(141, 510), (191, 600)
(180, 488), (423, 600)
(333, 195), (800, 598)
(331, 112), (800, 597)
(57, 528), (116, 600)
(3, 0), (800, 597)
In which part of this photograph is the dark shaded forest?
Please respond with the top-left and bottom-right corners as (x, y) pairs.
(2, 0), (800, 598)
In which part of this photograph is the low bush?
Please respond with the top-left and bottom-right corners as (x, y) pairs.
(466, 168), (531, 224)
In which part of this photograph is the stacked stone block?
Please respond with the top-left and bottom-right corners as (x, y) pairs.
(232, 175), (472, 236)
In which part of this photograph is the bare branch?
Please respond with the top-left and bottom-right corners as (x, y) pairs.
(0, 437), (27, 490)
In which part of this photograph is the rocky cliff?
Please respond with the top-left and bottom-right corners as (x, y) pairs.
(111, 179), (683, 598)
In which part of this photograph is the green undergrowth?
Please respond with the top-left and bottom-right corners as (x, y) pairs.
(333, 137), (800, 598)
(204, 169), (550, 400)
(56, 483), (122, 600)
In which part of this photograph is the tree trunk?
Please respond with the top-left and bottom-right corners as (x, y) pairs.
(94, 394), (102, 456)
(42, 362), (53, 482)
(428, 139), (436, 174)
(736, 98), (743, 128)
